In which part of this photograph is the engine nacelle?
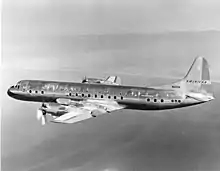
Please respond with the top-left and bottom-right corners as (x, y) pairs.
(90, 109), (106, 117)
(56, 98), (71, 105)
(40, 103), (68, 117)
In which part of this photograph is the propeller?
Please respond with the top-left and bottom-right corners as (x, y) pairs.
(37, 109), (42, 120)
(36, 109), (47, 125)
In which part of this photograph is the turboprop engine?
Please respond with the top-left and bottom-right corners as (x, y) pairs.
(90, 108), (107, 117)
(36, 103), (68, 125)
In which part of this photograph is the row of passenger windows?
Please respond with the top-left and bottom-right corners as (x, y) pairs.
(69, 92), (123, 100)
(29, 90), (44, 94)
(171, 99), (181, 103)
(28, 90), (123, 100)
(146, 98), (181, 103)
(28, 90), (181, 103)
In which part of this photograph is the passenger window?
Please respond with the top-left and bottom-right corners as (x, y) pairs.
(108, 96), (111, 99)
(29, 90), (32, 93)
(178, 100), (181, 103)
(147, 98), (150, 102)
(121, 96), (123, 100)
(88, 94), (91, 97)
(95, 94), (97, 98)
(35, 90), (38, 93)
(114, 96), (117, 99)
(161, 99), (164, 103)
(76, 93), (78, 96)
(41, 91), (44, 94)
(101, 95), (104, 98)
(82, 94), (84, 97)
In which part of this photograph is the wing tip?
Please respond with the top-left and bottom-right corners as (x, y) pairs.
(50, 120), (69, 124)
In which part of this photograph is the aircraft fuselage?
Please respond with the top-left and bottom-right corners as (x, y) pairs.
(7, 80), (202, 110)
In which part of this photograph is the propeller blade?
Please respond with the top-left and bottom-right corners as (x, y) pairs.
(41, 115), (47, 125)
(37, 109), (47, 125)
(37, 109), (43, 120)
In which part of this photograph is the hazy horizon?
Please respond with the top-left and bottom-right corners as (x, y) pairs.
(2, 31), (220, 82)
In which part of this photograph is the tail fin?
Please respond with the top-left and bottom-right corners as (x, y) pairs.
(178, 56), (214, 99)
(105, 76), (117, 83)
(105, 76), (122, 85)
(183, 56), (210, 82)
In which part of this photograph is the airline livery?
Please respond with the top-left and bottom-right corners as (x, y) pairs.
(7, 57), (214, 125)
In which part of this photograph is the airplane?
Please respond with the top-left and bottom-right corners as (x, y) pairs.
(7, 57), (214, 125)
(82, 75), (122, 85)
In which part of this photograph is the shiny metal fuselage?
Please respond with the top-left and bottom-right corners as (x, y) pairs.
(7, 80), (203, 110)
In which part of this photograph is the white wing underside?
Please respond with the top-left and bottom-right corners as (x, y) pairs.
(52, 110), (92, 124)
(51, 99), (124, 124)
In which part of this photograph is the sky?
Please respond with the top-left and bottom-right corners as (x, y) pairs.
(3, 0), (220, 36)
(2, 0), (220, 79)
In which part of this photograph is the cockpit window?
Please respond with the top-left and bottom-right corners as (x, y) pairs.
(14, 80), (29, 90)
(13, 81), (21, 89)
(16, 81), (22, 86)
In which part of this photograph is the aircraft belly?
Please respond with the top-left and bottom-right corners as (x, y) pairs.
(119, 98), (185, 110)
(123, 103), (179, 110)
(11, 92), (56, 102)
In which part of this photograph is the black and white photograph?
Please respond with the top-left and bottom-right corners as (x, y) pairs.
(1, 0), (220, 170)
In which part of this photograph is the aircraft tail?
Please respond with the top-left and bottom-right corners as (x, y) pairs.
(175, 56), (214, 100)
(105, 76), (122, 85)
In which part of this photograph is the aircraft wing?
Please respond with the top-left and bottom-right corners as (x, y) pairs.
(84, 99), (124, 112)
(52, 110), (92, 124)
(51, 99), (125, 124)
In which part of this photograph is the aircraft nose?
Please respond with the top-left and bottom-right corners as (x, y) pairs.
(7, 86), (15, 97)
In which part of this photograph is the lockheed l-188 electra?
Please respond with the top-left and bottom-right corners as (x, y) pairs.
(7, 57), (214, 125)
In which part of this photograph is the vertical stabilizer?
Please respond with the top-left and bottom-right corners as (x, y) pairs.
(105, 76), (117, 83)
(184, 56), (210, 82)
(179, 56), (214, 100)
(104, 76), (122, 85)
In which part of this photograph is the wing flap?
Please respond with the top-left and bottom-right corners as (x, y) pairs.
(84, 99), (125, 112)
(52, 112), (92, 124)
(52, 109), (92, 124)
